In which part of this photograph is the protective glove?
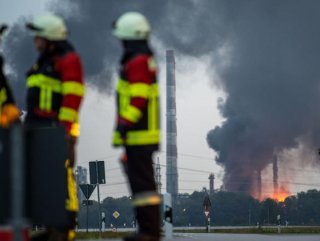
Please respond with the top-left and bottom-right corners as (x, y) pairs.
(1, 104), (20, 127)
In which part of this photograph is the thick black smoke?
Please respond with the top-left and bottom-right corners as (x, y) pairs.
(3, 0), (320, 195)
(207, 0), (320, 194)
(3, 0), (225, 107)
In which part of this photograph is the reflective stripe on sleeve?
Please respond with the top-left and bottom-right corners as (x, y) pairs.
(120, 105), (142, 123)
(62, 81), (85, 96)
(130, 83), (150, 98)
(58, 107), (78, 122)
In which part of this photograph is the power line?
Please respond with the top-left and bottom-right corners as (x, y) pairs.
(157, 163), (212, 174)
(277, 166), (320, 174)
(157, 151), (215, 161)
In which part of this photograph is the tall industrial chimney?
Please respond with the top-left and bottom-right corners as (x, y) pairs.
(209, 174), (215, 195)
(166, 50), (178, 198)
(155, 157), (162, 194)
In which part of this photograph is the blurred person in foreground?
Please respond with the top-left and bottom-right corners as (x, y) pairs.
(112, 12), (161, 241)
(25, 14), (85, 241)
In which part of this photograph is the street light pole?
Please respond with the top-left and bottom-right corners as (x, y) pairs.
(86, 186), (89, 233)
(95, 160), (102, 235)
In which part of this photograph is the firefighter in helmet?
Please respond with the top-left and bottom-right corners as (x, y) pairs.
(25, 14), (85, 241)
(112, 12), (161, 241)
(0, 24), (20, 127)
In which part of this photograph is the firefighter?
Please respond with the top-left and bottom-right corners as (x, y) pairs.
(0, 24), (20, 127)
(25, 14), (85, 241)
(0, 25), (23, 241)
(112, 12), (161, 241)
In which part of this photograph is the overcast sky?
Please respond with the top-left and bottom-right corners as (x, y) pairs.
(0, 0), (226, 198)
(2, 0), (319, 201)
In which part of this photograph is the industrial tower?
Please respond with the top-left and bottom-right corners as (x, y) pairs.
(75, 165), (88, 203)
(209, 173), (215, 195)
(155, 157), (162, 193)
(166, 50), (178, 198)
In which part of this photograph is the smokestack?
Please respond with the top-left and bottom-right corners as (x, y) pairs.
(273, 156), (279, 197)
(209, 174), (215, 195)
(206, 2), (320, 197)
(166, 50), (178, 198)
(155, 157), (162, 194)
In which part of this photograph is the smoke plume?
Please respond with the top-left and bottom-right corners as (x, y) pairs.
(3, 0), (320, 196)
(3, 0), (225, 107)
(207, 0), (320, 195)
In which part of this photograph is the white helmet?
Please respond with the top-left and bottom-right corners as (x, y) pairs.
(113, 12), (151, 40)
(27, 14), (67, 41)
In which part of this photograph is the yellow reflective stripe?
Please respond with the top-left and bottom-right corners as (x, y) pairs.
(150, 84), (159, 97)
(28, 74), (63, 111)
(116, 79), (129, 93)
(117, 80), (158, 98)
(117, 79), (130, 120)
(148, 84), (159, 130)
(113, 130), (160, 146)
(154, 98), (159, 130)
(148, 96), (157, 130)
(39, 87), (46, 110)
(0, 88), (7, 107)
(59, 107), (78, 122)
(62, 81), (85, 96)
(132, 194), (161, 207)
(148, 98), (152, 130)
(0, 88), (7, 122)
(130, 83), (150, 98)
(114, 79), (160, 145)
(46, 86), (52, 111)
(27, 74), (62, 92)
(121, 105), (142, 123)
(66, 165), (79, 212)
(70, 123), (80, 137)
(68, 230), (76, 241)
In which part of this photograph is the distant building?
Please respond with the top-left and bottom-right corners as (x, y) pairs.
(76, 166), (88, 203)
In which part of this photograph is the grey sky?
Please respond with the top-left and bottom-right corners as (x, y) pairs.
(0, 0), (225, 198)
(0, 0), (48, 23)
(2, 0), (318, 201)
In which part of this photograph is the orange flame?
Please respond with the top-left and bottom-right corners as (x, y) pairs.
(253, 184), (291, 202)
(271, 186), (290, 202)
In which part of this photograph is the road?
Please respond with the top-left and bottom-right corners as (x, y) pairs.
(171, 233), (320, 241)
(81, 233), (320, 241)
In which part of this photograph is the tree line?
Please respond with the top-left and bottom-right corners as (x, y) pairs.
(77, 189), (320, 229)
